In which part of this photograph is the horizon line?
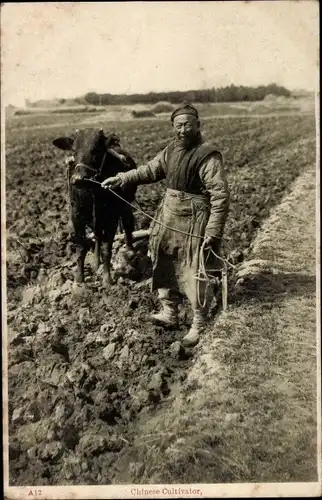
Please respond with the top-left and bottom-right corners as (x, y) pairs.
(6, 85), (316, 108)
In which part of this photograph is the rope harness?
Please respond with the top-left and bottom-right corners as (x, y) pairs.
(75, 175), (234, 311)
(196, 239), (229, 310)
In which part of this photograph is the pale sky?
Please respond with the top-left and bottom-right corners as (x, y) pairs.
(1, 1), (319, 107)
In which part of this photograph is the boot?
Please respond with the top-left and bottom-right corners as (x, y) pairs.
(151, 300), (178, 327)
(182, 310), (206, 347)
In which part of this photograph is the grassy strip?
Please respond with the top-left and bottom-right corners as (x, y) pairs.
(114, 166), (318, 484)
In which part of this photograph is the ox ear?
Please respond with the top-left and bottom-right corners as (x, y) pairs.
(53, 137), (74, 151)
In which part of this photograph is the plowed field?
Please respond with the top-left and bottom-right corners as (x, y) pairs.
(5, 110), (316, 485)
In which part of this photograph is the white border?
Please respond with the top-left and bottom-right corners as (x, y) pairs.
(1, 3), (321, 499)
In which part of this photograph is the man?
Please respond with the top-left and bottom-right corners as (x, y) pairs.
(102, 102), (229, 347)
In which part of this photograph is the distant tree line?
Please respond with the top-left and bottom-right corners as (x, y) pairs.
(84, 83), (291, 105)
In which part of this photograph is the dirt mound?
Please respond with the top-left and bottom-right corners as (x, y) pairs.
(151, 102), (175, 114)
(131, 110), (156, 118)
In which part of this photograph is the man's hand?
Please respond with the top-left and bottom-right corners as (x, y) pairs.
(118, 154), (128, 165)
(65, 155), (75, 166)
(101, 176), (122, 189)
(204, 235), (221, 249)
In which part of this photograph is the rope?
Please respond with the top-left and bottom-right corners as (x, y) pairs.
(195, 239), (228, 309)
(83, 178), (233, 310)
(90, 179), (205, 239)
(84, 179), (233, 257)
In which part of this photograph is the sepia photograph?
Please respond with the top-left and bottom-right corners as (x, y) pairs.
(1, 1), (320, 498)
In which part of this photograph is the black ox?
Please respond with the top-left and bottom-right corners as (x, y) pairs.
(53, 128), (137, 286)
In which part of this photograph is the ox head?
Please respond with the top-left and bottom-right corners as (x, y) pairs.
(53, 128), (121, 186)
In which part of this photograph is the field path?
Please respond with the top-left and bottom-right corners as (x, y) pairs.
(112, 165), (319, 485)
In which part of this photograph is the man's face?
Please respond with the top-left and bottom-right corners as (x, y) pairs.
(172, 114), (200, 147)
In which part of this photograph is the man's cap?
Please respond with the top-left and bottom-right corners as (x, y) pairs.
(171, 102), (199, 122)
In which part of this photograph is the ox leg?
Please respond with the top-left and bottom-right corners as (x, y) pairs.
(121, 206), (135, 249)
(74, 225), (87, 283)
(93, 233), (102, 272)
(101, 219), (119, 288)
